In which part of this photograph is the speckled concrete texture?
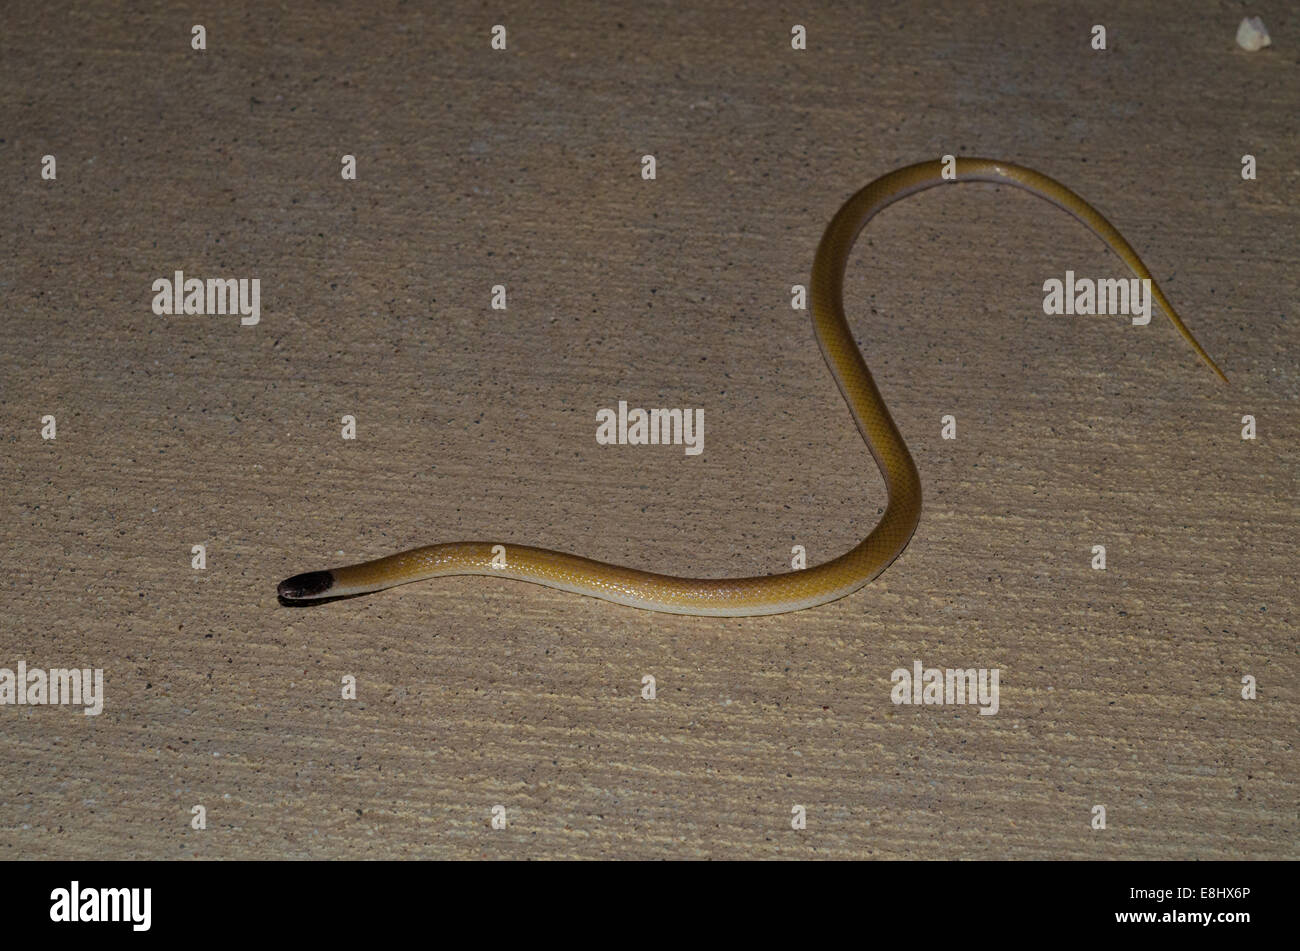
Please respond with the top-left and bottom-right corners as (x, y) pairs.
(1, 1), (1295, 858)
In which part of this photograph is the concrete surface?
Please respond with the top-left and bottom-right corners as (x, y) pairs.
(1, 0), (1295, 858)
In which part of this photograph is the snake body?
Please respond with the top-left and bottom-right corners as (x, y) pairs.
(278, 158), (1226, 615)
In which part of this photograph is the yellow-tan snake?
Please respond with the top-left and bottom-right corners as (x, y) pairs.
(278, 158), (1227, 616)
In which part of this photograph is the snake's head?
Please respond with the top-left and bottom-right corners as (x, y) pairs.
(277, 570), (335, 601)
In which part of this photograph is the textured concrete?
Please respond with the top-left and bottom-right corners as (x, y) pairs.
(1, 1), (1295, 859)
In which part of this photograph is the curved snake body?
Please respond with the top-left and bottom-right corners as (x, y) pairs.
(278, 158), (1226, 615)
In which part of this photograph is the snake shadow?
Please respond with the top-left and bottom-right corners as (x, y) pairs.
(276, 591), (372, 607)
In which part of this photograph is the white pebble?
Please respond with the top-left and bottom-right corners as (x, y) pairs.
(1236, 17), (1271, 52)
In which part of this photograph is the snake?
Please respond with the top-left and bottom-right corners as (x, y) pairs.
(277, 157), (1227, 616)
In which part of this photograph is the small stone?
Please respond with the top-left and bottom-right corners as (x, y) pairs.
(1236, 17), (1271, 52)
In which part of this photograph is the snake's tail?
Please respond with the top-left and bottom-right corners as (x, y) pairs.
(1148, 281), (1230, 384)
(982, 159), (1229, 385)
(1091, 226), (1229, 384)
